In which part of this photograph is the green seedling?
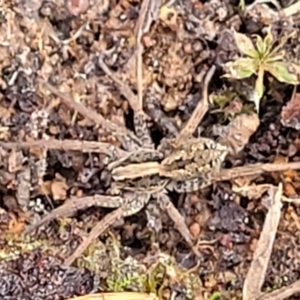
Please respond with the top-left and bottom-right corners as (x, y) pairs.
(223, 27), (300, 111)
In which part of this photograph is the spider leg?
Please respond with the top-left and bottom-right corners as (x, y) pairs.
(24, 195), (125, 234)
(39, 80), (142, 151)
(0, 139), (127, 162)
(64, 192), (151, 265)
(157, 190), (201, 257)
(65, 207), (124, 265)
(122, 191), (152, 216)
(144, 83), (179, 138)
(98, 56), (154, 149)
(174, 65), (216, 144)
(166, 176), (212, 193)
(107, 149), (164, 170)
(133, 111), (153, 149)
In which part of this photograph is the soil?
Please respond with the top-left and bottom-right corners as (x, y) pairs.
(0, 0), (300, 299)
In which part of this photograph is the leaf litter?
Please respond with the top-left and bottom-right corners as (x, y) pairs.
(1, 0), (300, 299)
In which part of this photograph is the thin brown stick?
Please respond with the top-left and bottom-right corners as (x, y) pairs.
(243, 184), (283, 300)
(174, 65), (216, 144)
(135, 0), (161, 110)
(39, 80), (141, 147)
(258, 279), (300, 300)
(67, 292), (159, 300)
(65, 207), (124, 266)
(211, 161), (300, 183)
(0, 139), (127, 156)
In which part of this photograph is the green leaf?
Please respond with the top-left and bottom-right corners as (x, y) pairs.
(233, 31), (258, 58)
(261, 26), (274, 57)
(269, 31), (296, 59)
(254, 28), (275, 59)
(265, 50), (285, 63)
(223, 57), (257, 79)
(208, 292), (221, 300)
(212, 91), (236, 108)
(254, 35), (265, 57)
(264, 61), (300, 85)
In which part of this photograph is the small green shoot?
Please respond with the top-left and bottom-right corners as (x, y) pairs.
(207, 291), (221, 300)
(223, 27), (300, 111)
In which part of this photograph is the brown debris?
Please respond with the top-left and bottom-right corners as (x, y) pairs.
(2, 0), (300, 299)
(217, 113), (260, 155)
(281, 92), (300, 130)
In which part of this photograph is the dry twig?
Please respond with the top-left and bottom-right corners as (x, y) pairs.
(135, 0), (161, 111)
(243, 183), (283, 300)
(67, 292), (159, 300)
(258, 279), (300, 300)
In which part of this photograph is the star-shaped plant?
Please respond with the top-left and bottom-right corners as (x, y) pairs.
(223, 27), (300, 111)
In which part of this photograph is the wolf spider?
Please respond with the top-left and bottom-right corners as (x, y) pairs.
(1, 55), (228, 264)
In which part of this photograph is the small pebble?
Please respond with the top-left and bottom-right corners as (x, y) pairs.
(189, 222), (200, 238)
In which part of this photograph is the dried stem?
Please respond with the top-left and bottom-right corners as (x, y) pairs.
(66, 292), (159, 300)
(135, 0), (161, 111)
(243, 183), (283, 300)
(258, 279), (300, 300)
